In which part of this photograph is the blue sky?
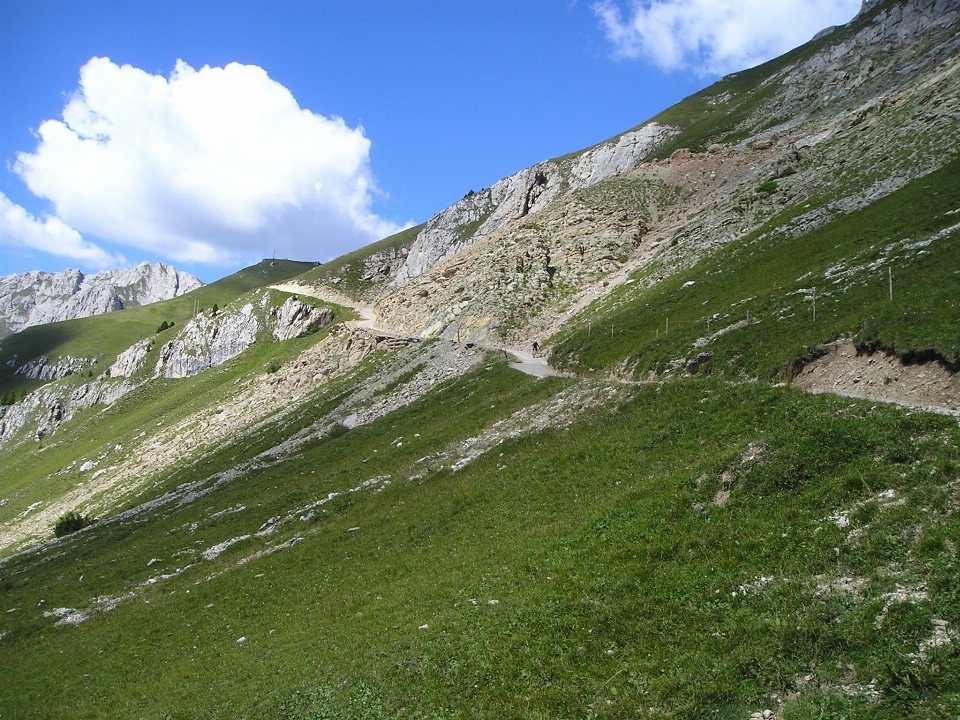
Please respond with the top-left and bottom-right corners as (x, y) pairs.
(1, 0), (860, 282)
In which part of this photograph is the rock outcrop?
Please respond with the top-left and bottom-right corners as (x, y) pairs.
(12, 355), (97, 381)
(0, 262), (203, 337)
(109, 340), (151, 379)
(271, 297), (334, 342)
(391, 124), (678, 288)
(0, 376), (137, 442)
(156, 293), (336, 380)
(157, 304), (261, 379)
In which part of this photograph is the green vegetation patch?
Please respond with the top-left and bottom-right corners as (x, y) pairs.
(550, 155), (960, 378)
(0, 376), (958, 718)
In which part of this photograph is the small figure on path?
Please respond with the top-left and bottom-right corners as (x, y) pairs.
(532, 340), (539, 357)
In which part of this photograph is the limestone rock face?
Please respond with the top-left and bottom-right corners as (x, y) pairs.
(158, 304), (260, 379)
(13, 355), (97, 381)
(391, 124), (677, 288)
(109, 340), (151, 379)
(568, 123), (678, 190)
(393, 161), (564, 285)
(0, 376), (137, 442)
(271, 297), (334, 342)
(0, 262), (203, 337)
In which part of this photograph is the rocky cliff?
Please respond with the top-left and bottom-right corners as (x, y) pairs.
(0, 262), (203, 337)
(363, 0), (960, 345)
(391, 123), (675, 287)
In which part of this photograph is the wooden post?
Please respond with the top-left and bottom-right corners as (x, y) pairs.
(707, 317), (711, 333)
(889, 266), (893, 301)
(588, 321), (592, 337)
(610, 325), (614, 338)
(666, 317), (669, 335)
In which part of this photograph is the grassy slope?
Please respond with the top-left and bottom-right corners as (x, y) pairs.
(0, 311), (351, 533)
(3, 4), (959, 715)
(0, 260), (314, 399)
(0, 366), (958, 718)
(296, 224), (424, 301)
(550, 156), (960, 379)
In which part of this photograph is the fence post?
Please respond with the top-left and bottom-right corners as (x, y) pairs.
(889, 266), (893, 301)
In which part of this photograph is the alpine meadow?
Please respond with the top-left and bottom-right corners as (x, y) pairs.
(1, 1), (960, 717)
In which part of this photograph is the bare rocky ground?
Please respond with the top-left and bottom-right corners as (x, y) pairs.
(793, 339), (960, 415)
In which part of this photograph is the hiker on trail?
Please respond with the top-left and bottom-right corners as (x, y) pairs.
(532, 340), (539, 357)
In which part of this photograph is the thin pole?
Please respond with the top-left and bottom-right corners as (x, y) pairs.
(889, 266), (893, 301)
(707, 317), (711, 333)
(666, 317), (669, 335)
(812, 287), (817, 322)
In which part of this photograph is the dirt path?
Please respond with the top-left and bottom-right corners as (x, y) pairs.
(504, 348), (562, 378)
(272, 283), (559, 378)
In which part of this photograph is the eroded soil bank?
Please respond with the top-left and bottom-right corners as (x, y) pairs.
(792, 339), (960, 415)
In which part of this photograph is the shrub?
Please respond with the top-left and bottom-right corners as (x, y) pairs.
(53, 511), (94, 538)
(756, 179), (779, 194)
(156, 320), (169, 333)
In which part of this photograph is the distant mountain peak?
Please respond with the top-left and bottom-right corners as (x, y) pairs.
(0, 263), (203, 337)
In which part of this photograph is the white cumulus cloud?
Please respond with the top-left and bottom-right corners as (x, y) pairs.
(14, 57), (404, 267)
(0, 192), (123, 268)
(593, 0), (862, 76)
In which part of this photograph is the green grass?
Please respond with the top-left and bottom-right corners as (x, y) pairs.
(0, 260), (315, 398)
(0, 305), (352, 532)
(296, 224), (424, 301)
(550, 155), (960, 378)
(1, 371), (958, 718)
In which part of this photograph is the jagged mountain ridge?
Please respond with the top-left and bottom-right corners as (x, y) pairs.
(0, 261), (203, 337)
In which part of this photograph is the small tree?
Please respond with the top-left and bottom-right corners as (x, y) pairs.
(54, 511), (93, 538)
(156, 320), (169, 333)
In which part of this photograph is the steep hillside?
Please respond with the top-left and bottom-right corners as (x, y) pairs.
(0, 1), (959, 718)
(0, 262), (203, 338)
(334, 0), (960, 355)
(0, 259), (316, 401)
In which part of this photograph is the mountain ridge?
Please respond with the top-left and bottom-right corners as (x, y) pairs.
(0, 261), (203, 338)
